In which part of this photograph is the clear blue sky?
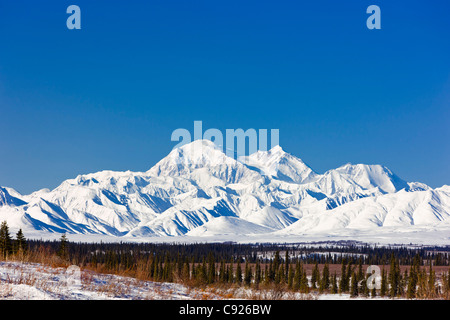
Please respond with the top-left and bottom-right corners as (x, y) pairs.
(0, 0), (449, 194)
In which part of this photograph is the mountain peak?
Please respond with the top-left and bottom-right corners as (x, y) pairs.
(0, 187), (27, 207)
(330, 162), (408, 193)
(176, 139), (221, 151)
(0, 140), (448, 241)
(240, 147), (317, 184)
(147, 139), (260, 184)
(268, 145), (284, 153)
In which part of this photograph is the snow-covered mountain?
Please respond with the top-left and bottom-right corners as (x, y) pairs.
(1, 139), (449, 243)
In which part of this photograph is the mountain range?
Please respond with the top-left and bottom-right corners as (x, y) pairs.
(1, 139), (449, 243)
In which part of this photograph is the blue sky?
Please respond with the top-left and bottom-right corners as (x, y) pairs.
(0, 0), (449, 194)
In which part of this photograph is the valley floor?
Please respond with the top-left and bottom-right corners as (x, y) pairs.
(0, 261), (226, 300)
(0, 261), (395, 300)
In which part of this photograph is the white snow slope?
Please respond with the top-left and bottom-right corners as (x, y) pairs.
(1, 139), (449, 244)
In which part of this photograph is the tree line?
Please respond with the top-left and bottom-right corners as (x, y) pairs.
(0, 221), (27, 258)
(1, 221), (449, 299)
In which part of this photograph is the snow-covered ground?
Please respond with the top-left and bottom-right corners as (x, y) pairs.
(0, 261), (225, 300)
(0, 261), (392, 300)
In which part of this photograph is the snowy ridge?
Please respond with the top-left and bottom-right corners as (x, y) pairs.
(0, 139), (449, 243)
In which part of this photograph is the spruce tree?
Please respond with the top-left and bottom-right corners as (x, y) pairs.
(287, 263), (294, 289)
(0, 221), (13, 259)
(228, 259), (235, 283)
(407, 263), (418, 299)
(357, 257), (364, 282)
(254, 260), (261, 289)
(444, 269), (450, 299)
(300, 269), (309, 293)
(219, 260), (226, 283)
(284, 251), (290, 283)
(244, 261), (252, 286)
(199, 259), (207, 284)
(311, 262), (320, 289)
(264, 264), (270, 286)
(57, 233), (69, 261)
(339, 259), (348, 293)
(370, 274), (377, 298)
(416, 266), (428, 298)
(225, 264), (230, 284)
(389, 253), (400, 298)
(427, 263), (436, 299)
(331, 272), (338, 294)
(400, 269), (408, 297)
(207, 252), (216, 284)
(447, 269), (450, 298)
(236, 262), (242, 285)
(265, 260), (272, 283)
(15, 228), (27, 254)
(380, 268), (387, 297)
(182, 259), (190, 282)
(275, 265), (284, 285)
(272, 251), (280, 281)
(293, 261), (301, 291)
(350, 271), (359, 298)
(320, 263), (330, 293)
(359, 273), (368, 297)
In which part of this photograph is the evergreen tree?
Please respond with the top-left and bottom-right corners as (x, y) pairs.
(339, 259), (348, 293)
(380, 268), (387, 297)
(389, 253), (400, 298)
(311, 262), (320, 289)
(263, 264), (270, 286)
(300, 269), (309, 293)
(182, 259), (190, 282)
(350, 271), (359, 297)
(399, 269), (408, 297)
(228, 259), (235, 283)
(163, 254), (173, 282)
(293, 261), (301, 291)
(427, 263), (436, 299)
(176, 254), (183, 278)
(225, 264), (230, 284)
(57, 233), (69, 261)
(370, 274), (377, 298)
(207, 252), (216, 284)
(199, 259), (207, 284)
(15, 228), (27, 254)
(236, 262), (242, 285)
(447, 269), (450, 298)
(272, 251), (280, 281)
(275, 265), (284, 285)
(443, 269), (450, 299)
(346, 260), (353, 283)
(0, 221), (12, 259)
(407, 263), (418, 299)
(219, 260), (226, 283)
(357, 257), (364, 282)
(331, 272), (338, 294)
(416, 266), (428, 299)
(287, 263), (294, 289)
(254, 260), (261, 289)
(284, 251), (290, 283)
(359, 273), (368, 297)
(244, 260), (252, 286)
(320, 263), (330, 293)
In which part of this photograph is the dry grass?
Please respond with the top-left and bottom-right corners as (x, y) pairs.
(2, 249), (449, 300)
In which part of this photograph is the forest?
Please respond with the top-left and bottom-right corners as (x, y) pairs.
(1, 221), (450, 299)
